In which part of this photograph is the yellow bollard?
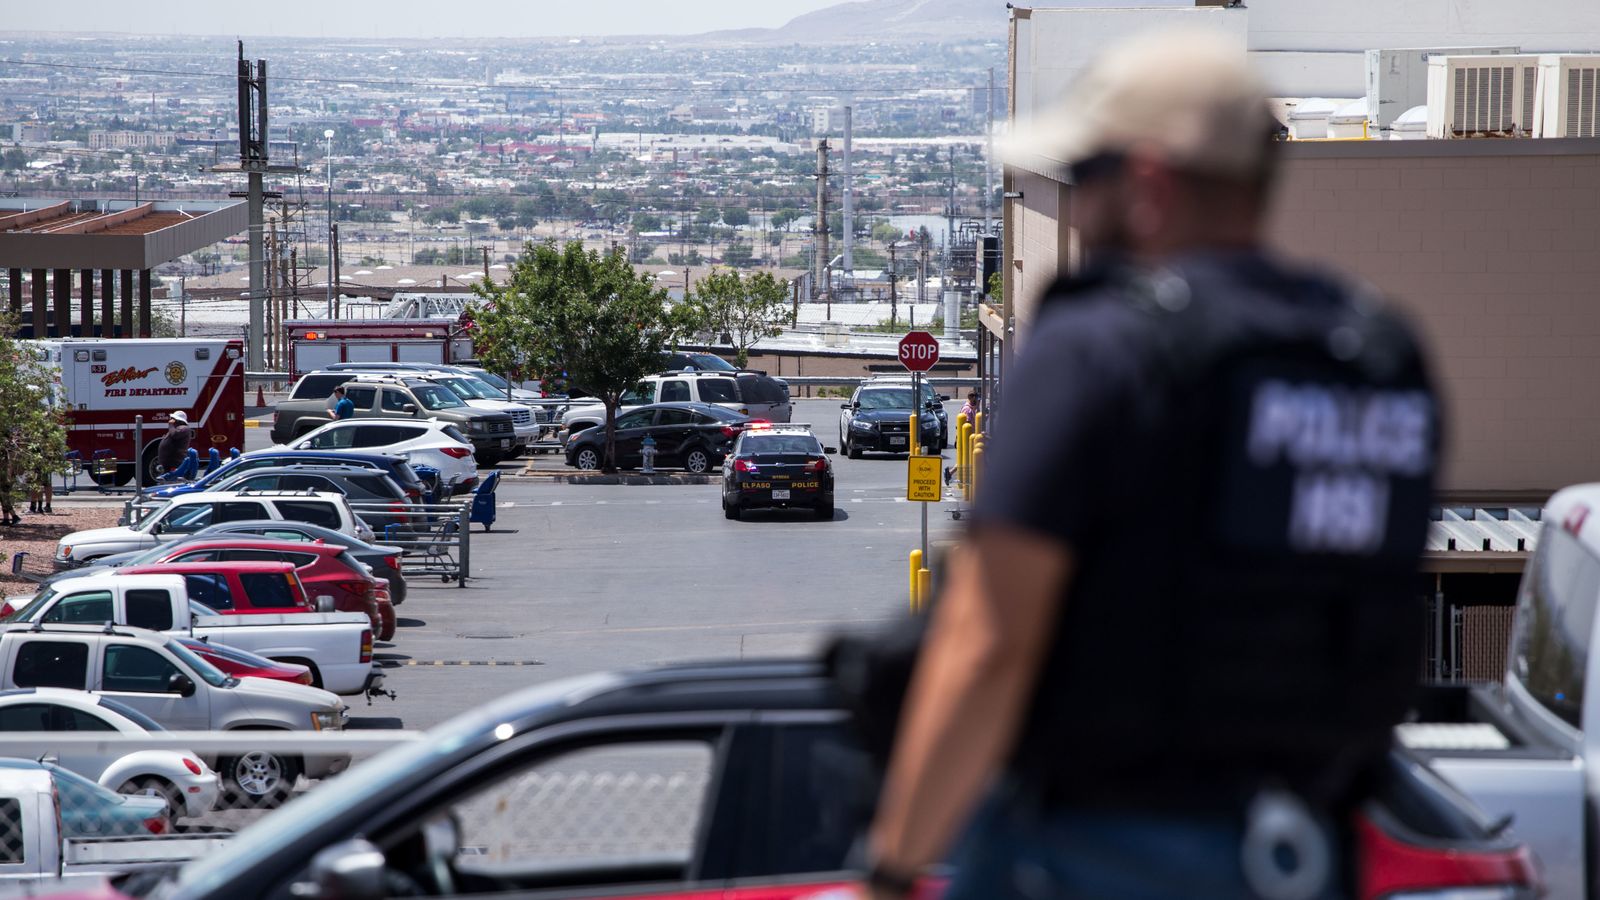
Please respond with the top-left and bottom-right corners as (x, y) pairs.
(908, 413), (919, 456)
(971, 443), (984, 502)
(910, 548), (924, 611)
(959, 422), (973, 493)
(916, 568), (931, 613)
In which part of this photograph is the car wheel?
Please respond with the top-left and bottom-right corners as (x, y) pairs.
(724, 500), (741, 520)
(684, 448), (711, 474)
(847, 437), (862, 460)
(220, 751), (297, 809)
(573, 447), (601, 470)
(118, 777), (184, 824)
(815, 501), (834, 520)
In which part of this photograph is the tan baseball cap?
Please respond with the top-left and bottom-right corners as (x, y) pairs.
(1002, 28), (1277, 180)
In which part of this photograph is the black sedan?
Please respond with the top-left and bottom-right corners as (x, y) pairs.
(565, 401), (748, 473)
(839, 384), (943, 458)
(721, 426), (837, 520)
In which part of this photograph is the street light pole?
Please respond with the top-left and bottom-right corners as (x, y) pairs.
(324, 129), (335, 318)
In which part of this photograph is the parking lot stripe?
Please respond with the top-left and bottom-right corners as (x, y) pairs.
(402, 660), (544, 667)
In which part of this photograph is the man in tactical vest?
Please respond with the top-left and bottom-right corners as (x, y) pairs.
(859, 30), (1439, 900)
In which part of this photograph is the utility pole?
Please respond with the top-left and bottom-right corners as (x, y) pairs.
(331, 224), (341, 318)
(985, 67), (996, 235)
(239, 43), (267, 369)
(842, 106), (853, 275)
(946, 147), (957, 258)
(813, 139), (829, 301)
(918, 237), (929, 305)
(482, 247), (490, 281)
(888, 242), (898, 329)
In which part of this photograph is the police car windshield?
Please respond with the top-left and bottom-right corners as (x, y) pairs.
(858, 388), (915, 410)
(411, 385), (465, 410)
(743, 435), (821, 456)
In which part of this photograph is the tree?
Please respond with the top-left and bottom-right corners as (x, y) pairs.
(721, 207), (750, 228)
(684, 269), (791, 368)
(0, 313), (68, 518)
(723, 241), (754, 269)
(771, 207), (800, 232)
(632, 213), (663, 234)
(473, 242), (685, 472)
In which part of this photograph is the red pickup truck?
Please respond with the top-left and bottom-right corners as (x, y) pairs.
(82, 561), (310, 616)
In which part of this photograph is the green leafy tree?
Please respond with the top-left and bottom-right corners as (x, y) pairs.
(0, 314), (68, 518)
(771, 208), (800, 232)
(684, 269), (792, 368)
(723, 241), (755, 269)
(473, 242), (685, 472)
(721, 207), (750, 228)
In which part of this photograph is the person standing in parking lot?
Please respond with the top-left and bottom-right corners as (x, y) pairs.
(328, 385), (355, 420)
(859, 30), (1440, 900)
(156, 410), (192, 475)
(958, 392), (978, 423)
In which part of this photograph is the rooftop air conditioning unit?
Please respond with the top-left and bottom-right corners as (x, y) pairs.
(1426, 54), (1541, 138)
(1533, 54), (1600, 137)
(1366, 46), (1518, 131)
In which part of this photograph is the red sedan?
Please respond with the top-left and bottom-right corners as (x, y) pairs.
(176, 637), (314, 687)
(130, 538), (394, 641)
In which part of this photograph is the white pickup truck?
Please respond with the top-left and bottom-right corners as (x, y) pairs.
(0, 764), (230, 889)
(3, 575), (383, 698)
(1403, 482), (1600, 898)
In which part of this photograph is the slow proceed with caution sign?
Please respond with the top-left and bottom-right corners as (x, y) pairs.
(907, 455), (943, 502)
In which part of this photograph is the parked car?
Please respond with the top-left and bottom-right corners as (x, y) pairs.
(862, 374), (951, 447)
(116, 561), (310, 616)
(116, 660), (1538, 900)
(203, 467), (419, 540)
(721, 425), (837, 520)
(110, 541), (389, 638)
(55, 491), (368, 566)
(564, 402), (748, 473)
(414, 372), (539, 451)
(10, 760), (170, 838)
(176, 639), (313, 688)
(0, 574), (379, 698)
(562, 370), (791, 434)
(0, 688), (220, 821)
(84, 520), (409, 606)
(839, 382), (944, 457)
(0, 624), (349, 806)
(271, 372), (516, 465)
(281, 419), (478, 491)
(142, 451), (426, 506)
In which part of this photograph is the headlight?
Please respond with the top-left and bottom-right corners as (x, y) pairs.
(850, 420), (877, 431)
(311, 709), (342, 731)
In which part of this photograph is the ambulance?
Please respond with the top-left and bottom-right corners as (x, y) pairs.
(29, 338), (246, 485)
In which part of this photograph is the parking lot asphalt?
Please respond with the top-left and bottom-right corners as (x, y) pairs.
(277, 398), (968, 730)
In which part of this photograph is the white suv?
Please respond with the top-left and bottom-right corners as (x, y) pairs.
(285, 418), (478, 490)
(562, 371), (791, 435)
(56, 491), (365, 565)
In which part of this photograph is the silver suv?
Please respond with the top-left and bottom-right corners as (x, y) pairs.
(562, 371), (791, 435)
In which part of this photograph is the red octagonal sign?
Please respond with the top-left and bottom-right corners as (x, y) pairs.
(898, 331), (941, 373)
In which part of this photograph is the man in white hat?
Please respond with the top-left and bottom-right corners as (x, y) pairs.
(859, 29), (1440, 899)
(156, 409), (192, 475)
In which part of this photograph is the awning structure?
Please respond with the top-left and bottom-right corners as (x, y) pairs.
(0, 197), (246, 271)
(1422, 507), (1543, 574)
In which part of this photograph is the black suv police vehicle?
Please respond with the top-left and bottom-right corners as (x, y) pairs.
(721, 425), (837, 521)
(838, 381), (944, 458)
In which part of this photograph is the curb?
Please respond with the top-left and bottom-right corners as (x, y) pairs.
(511, 470), (716, 485)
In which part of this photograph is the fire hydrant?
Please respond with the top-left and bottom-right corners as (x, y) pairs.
(640, 435), (658, 474)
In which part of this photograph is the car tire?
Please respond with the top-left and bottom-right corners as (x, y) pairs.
(220, 750), (297, 809)
(118, 777), (185, 824)
(815, 502), (834, 520)
(684, 448), (711, 474)
(847, 438), (862, 460)
(724, 501), (741, 521)
(573, 447), (601, 470)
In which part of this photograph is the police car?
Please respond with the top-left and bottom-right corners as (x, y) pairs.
(720, 424), (837, 521)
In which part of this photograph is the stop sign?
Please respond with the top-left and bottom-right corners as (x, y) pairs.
(898, 331), (941, 373)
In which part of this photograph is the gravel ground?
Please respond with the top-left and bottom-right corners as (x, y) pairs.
(0, 505), (120, 593)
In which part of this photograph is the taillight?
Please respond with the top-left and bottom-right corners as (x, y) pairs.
(733, 459), (755, 473)
(805, 459), (827, 474)
(720, 425), (740, 440)
(287, 571), (309, 609)
(441, 446), (473, 459)
(388, 500), (409, 524)
(183, 758), (202, 776)
(144, 816), (168, 835)
(295, 670), (314, 686)
(384, 554), (400, 571)
(360, 628), (373, 663)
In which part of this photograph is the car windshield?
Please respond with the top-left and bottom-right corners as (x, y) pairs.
(473, 371), (512, 390)
(133, 501), (178, 534)
(444, 378), (500, 401)
(691, 354), (737, 371)
(165, 639), (233, 688)
(857, 388), (915, 410)
(2, 587), (58, 623)
(94, 697), (167, 732)
(743, 435), (821, 455)
(411, 385), (465, 410)
(50, 763), (126, 806)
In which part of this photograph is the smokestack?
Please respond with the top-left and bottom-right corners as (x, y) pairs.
(944, 291), (960, 344)
(842, 106), (853, 274)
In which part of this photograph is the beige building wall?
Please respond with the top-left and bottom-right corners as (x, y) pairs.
(1008, 168), (1073, 338)
(1270, 140), (1600, 494)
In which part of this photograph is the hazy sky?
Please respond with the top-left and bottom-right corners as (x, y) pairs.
(4, 0), (845, 39)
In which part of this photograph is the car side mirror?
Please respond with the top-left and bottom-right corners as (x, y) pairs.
(840, 402), (851, 409)
(303, 839), (388, 900)
(402, 404), (418, 414)
(938, 394), (951, 402)
(314, 595), (336, 613)
(169, 673), (196, 697)
(823, 447), (838, 455)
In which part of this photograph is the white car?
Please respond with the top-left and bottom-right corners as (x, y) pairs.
(56, 491), (368, 565)
(417, 373), (539, 449)
(282, 417), (478, 490)
(0, 687), (220, 820)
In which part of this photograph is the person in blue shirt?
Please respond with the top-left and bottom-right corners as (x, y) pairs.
(327, 386), (355, 420)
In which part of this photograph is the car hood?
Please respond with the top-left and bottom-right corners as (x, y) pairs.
(233, 675), (343, 710)
(62, 526), (146, 548)
(464, 399), (530, 414)
(851, 409), (914, 424)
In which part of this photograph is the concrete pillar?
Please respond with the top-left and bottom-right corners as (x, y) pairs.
(79, 270), (94, 337)
(138, 269), (152, 338)
(31, 269), (46, 337)
(119, 270), (133, 339)
(100, 270), (114, 338)
(7, 269), (19, 319)
(53, 269), (70, 337)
